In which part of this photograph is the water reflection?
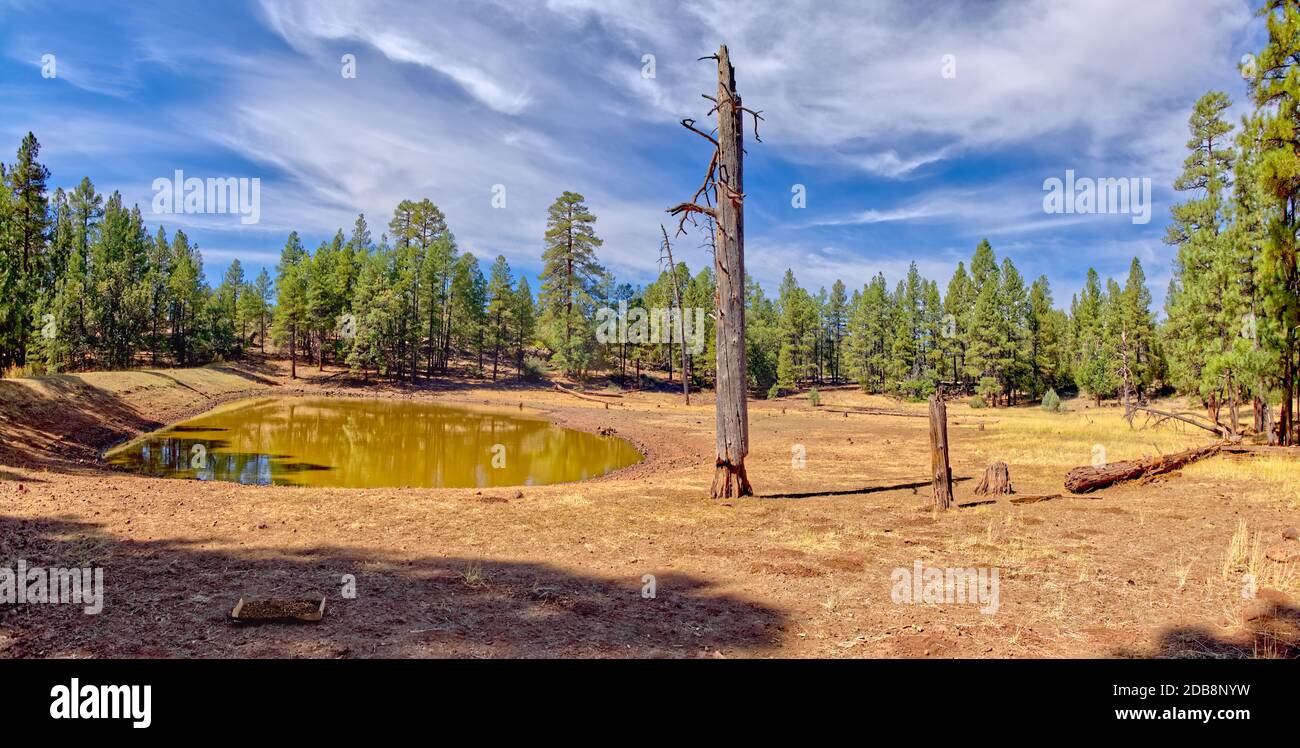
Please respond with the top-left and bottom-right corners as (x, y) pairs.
(105, 397), (642, 488)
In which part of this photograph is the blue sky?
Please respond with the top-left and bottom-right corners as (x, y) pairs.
(0, 0), (1266, 312)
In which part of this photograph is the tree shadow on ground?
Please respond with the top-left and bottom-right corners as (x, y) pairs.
(1116, 594), (1300, 658)
(760, 476), (972, 500)
(0, 377), (164, 471)
(207, 364), (280, 387)
(0, 514), (786, 658)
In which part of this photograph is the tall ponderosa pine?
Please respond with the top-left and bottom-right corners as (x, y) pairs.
(0, 133), (51, 368)
(485, 255), (515, 381)
(1251, 1), (1300, 443)
(539, 191), (606, 377)
(1163, 90), (1239, 424)
(272, 231), (308, 378)
(1073, 268), (1118, 405)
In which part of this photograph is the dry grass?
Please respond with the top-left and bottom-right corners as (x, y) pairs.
(1185, 457), (1300, 508)
(1221, 520), (1297, 594)
(3, 362), (1300, 658)
(962, 395), (1207, 469)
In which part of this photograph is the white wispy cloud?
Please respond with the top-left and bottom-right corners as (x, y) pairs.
(1, 0), (1261, 302)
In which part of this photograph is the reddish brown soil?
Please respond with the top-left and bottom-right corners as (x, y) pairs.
(1, 357), (1297, 658)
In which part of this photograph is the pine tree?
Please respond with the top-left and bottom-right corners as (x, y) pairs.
(846, 273), (891, 392)
(1163, 90), (1237, 424)
(776, 269), (816, 390)
(941, 262), (972, 386)
(539, 191), (606, 377)
(1027, 275), (1065, 396)
(512, 276), (536, 377)
(995, 257), (1029, 404)
(1252, 2), (1300, 443)
(685, 268), (717, 385)
(450, 253), (487, 375)
(889, 263), (926, 396)
(1073, 269), (1118, 405)
(272, 231), (308, 378)
(485, 255), (515, 381)
(1117, 258), (1156, 407)
(1228, 113), (1277, 433)
(253, 268), (272, 352)
(0, 132), (51, 368)
(966, 243), (1003, 401)
(825, 279), (848, 383)
(745, 274), (779, 395)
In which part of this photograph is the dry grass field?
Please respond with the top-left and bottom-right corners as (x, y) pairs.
(1, 358), (1297, 658)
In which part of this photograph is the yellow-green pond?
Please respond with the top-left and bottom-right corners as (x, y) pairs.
(104, 397), (642, 488)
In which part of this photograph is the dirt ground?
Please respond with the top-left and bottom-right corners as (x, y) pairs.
(1, 357), (1298, 658)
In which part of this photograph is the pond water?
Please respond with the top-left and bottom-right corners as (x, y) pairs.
(104, 397), (642, 488)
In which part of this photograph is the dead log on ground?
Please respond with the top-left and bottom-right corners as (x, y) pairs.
(1064, 442), (1224, 493)
(1009, 494), (1062, 505)
(1221, 444), (1300, 458)
(826, 407), (928, 418)
(553, 383), (622, 405)
(974, 461), (1013, 495)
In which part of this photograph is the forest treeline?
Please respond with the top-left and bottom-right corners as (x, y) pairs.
(1, 4), (1298, 443)
(0, 133), (1150, 407)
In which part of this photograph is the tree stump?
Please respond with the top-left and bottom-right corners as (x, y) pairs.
(974, 461), (1013, 495)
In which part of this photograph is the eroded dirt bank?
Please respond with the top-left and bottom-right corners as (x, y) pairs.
(1, 359), (1297, 658)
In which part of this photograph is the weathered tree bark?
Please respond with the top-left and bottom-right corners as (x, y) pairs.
(1284, 349), (1295, 446)
(710, 46), (752, 498)
(1221, 443), (1300, 457)
(1264, 401), (1278, 446)
(1064, 442), (1223, 493)
(668, 46), (757, 498)
(974, 461), (1013, 495)
(929, 395), (953, 510)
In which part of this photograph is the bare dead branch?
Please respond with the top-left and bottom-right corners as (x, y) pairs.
(739, 107), (764, 141)
(1131, 404), (1235, 439)
(667, 201), (716, 236)
(680, 118), (720, 149)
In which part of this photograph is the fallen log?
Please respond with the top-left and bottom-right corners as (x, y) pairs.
(553, 383), (622, 405)
(1221, 444), (1300, 458)
(1009, 493), (1062, 505)
(576, 389), (624, 398)
(825, 407), (928, 418)
(1064, 442), (1224, 493)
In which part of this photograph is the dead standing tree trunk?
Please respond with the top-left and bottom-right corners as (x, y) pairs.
(660, 224), (690, 406)
(929, 394), (954, 510)
(669, 44), (762, 498)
